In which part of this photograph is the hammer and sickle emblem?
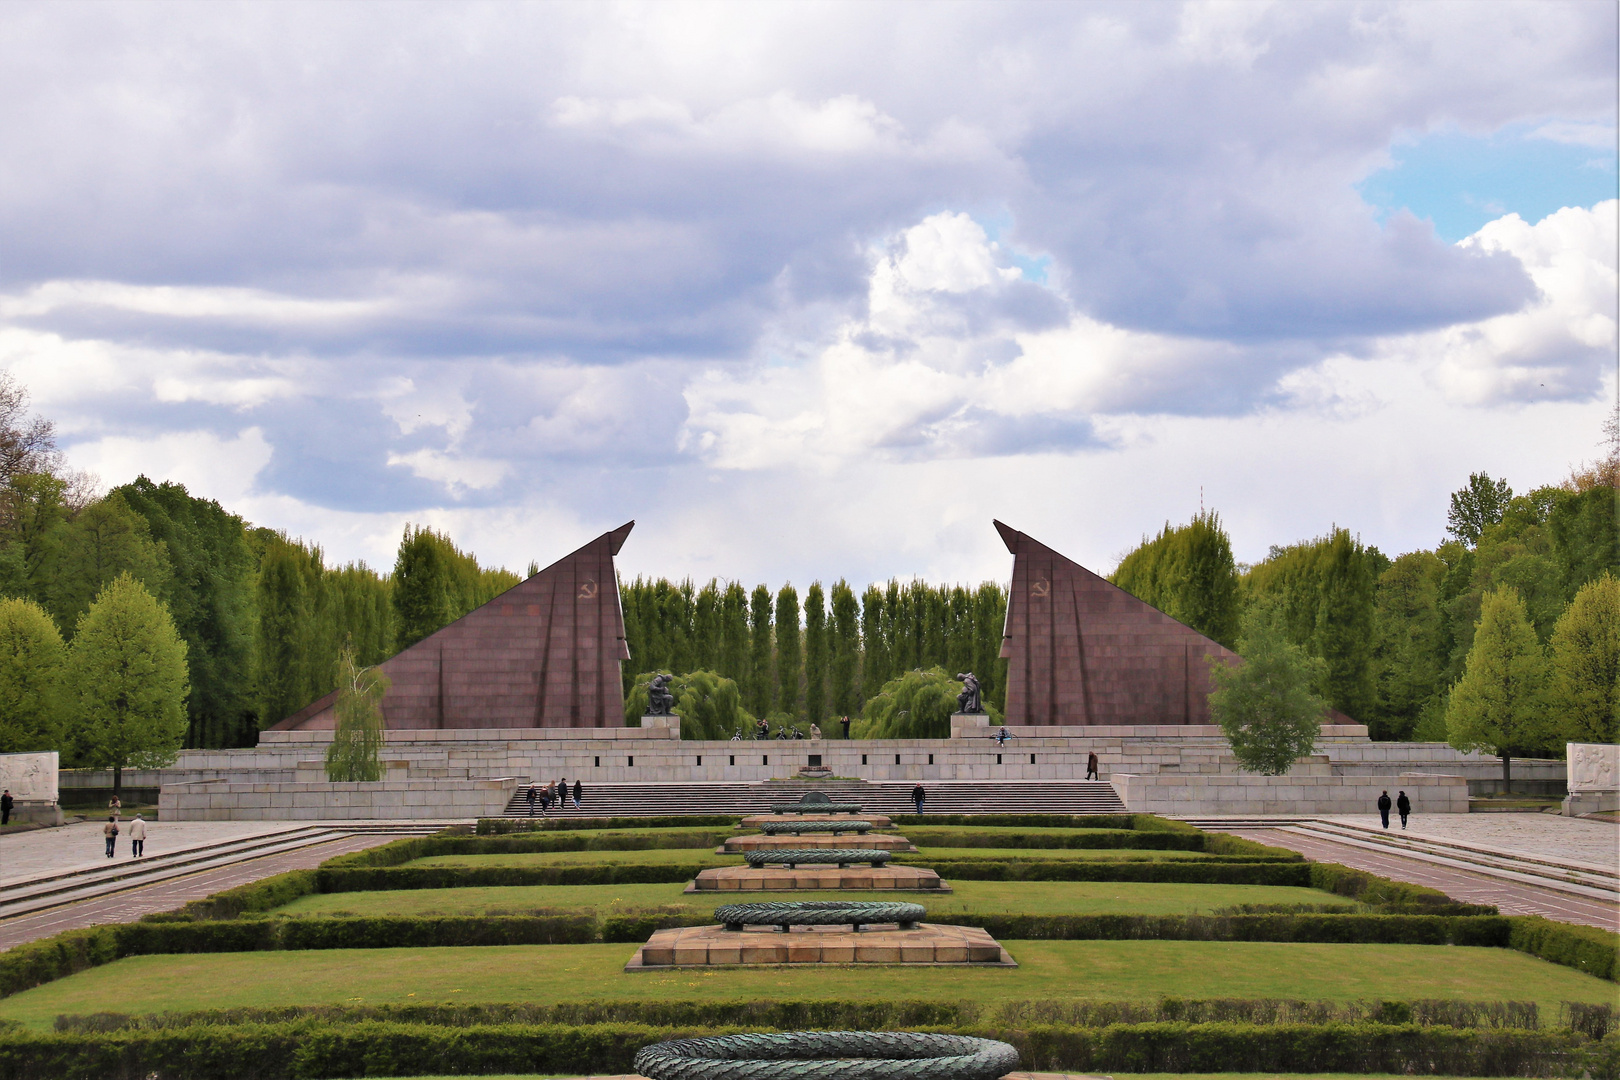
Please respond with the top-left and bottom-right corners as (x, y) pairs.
(1030, 577), (1050, 598)
(578, 579), (598, 599)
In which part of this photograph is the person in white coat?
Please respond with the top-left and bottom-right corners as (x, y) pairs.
(128, 814), (147, 857)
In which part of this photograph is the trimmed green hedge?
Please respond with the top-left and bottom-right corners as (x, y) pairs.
(908, 830), (1207, 851)
(316, 862), (716, 892)
(1510, 915), (1620, 981)
(0, 1020), (1601, 1080)
(915, 859), (1314, 885)
(890, 814), (1137, 829)
(944, 912), (1514, 946)
(58, 996), (1592, 1033)
(478, 815), (740, 834)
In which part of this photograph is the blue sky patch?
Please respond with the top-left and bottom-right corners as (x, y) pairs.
(1359, 121), (1617, 242)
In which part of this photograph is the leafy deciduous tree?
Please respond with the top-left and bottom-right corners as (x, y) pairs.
(1547, 573), (1620, 746)
(829, 579), (860, 718)
(1207, 608), (1328, 775)
(66, 573), (190, 794)
(1446, 586), (1553, 791)
(748, 584), (773, 717)
(803, 582), (827, 723)
(0, 596), (66, 753)
(325, 639), (389, 782)
(1447, 473), (1513, 546)
(774, 584), (801, 719)
(1111, 510), (1241, 647)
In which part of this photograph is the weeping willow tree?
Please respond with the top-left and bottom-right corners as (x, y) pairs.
(325, 639), (389, 782)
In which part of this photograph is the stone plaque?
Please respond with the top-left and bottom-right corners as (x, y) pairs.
(0, 751), (58, 802)
(1568, 743), (1619, 792)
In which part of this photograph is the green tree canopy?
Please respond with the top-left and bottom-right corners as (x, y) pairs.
(0, 596), (66, 753)
(854, 666), (999, 740)
(1446, 586), (1553, 788)
(326, 638), (389, 782)
(774, 584), (801, 718)
(1447, 472), (1513, 546)
(1547, 573), (1620, 746)
(1207, 607), (1328, 775)
(829, 579), (860, 718)
(1111, 510), (1241, 647)
(65, 573), (190, 791)
(622, 669), (753, 740)
(1370, 551), (1447, 741)
(747, 584), (773, 717)
(804, 582), (827, 723)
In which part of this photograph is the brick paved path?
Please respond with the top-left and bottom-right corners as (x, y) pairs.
(1225, 828), (1620, 931)
(0, 834), (395, 950)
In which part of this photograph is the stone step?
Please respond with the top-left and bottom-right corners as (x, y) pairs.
(499, 780), (1127, 818)
(1294, 821), (1620, 890)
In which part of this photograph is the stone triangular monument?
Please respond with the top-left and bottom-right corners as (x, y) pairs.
(273, 521), (635, 730)
(994, 520), (1238, 727)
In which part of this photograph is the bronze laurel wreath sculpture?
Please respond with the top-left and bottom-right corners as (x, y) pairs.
(760, 820), (873, 836)
(634, 1032), (1020, 1080)
(743, 849), (892, 868)
(714, 900), (924, 931)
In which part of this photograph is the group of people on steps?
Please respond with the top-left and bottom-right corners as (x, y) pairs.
(523, 778), (583, 816)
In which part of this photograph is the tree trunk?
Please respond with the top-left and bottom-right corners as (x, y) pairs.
(1500, 754), (1511, 796)
(113, 765), (122, 799)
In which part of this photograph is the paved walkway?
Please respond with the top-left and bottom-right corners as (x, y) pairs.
(0, 820), (309, 886)
(0, 833), (396, 950)
(1223, 827), (1620, 931)
(1318, 812), (1620, 874)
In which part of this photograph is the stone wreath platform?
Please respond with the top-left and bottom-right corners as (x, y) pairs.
(719, 834), (918, 854)
(686, 865), (950, 892)
(626, 922), (1011, 968)
(739, 813), (893, 829)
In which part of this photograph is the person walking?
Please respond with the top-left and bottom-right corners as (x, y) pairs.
(525, 784), (537, 816)
(1, 788), (12, 826)
(839, 715), (851, 739)
(103, 816), (119, 858)
(556, 778), (567, 810)
(539, 785), (551, 815)
(1376, 790), (1392, 830)
(128, 814), (147, 857)
(1085, 752), (1100, 781)
(911, 783), (926, 815)
(571, 779), (582, 810)
(1396, 790), (1411, 830)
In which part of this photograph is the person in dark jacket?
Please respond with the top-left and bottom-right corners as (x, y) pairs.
(103, 816), (119, 858)
(539, 786), (551, 815)
(911, 784), (926, 814)
(1396, 790), (1411, 829)
(572, 779), (583, 810)
(1, 789), (12, 826)
(525, 785), (537, 816)
(1085, 752), (1100, 780)
(1376, 790), (1392, 829)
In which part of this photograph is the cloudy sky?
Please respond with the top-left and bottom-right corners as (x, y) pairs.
(1, 1), (1615, 586)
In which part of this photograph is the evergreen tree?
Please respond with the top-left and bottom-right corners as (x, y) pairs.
(692, 581), (721, 671)
(972, 581), (1009, 713)
(1111, 510), (1240, 647)
(0, 596), (66, 752)
(116, 477), (257, 749)
(1208, 607), (1328, 775)
(325, 638), (389, 782)
(1446, 586), (1553, 792)
(65, 573), (190, 794)
(829, 580), (860, 718)
(1448, 472), (1513, 546)
(1547, 573), (1620, 745)
(720, 581), (749, 685)
(45, 492), (173, 634)
(860, 585), (888, 706)
(392, 525), (456, 651)
(804, 581), (827, 723)
(1370, 551), (1447, 741)
(774, 584), (801, 719)
(748, 584), (773, 716)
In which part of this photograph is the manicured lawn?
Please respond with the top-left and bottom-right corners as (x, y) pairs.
(913, 847), (1221, 861)
(273, 880), (1353, 918)
(2, 941), (1611, 1030)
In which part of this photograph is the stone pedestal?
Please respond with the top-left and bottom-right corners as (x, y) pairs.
(627, 922), (1010, 968)
(1564, 743), (1619, 817)
(720, 834), (916, 854)
(688, 865), (949, 892)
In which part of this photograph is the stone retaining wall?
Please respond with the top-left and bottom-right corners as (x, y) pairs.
(159, 776), (522, 821)
(1110, 767), (1470, 816)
